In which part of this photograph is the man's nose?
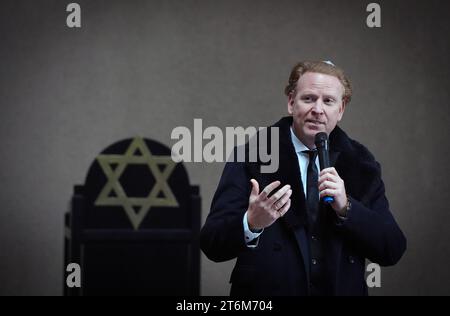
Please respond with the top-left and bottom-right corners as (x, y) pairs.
(311, 100), (324, 115)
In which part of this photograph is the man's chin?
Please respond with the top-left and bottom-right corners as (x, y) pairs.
(305, 127), (325, 137)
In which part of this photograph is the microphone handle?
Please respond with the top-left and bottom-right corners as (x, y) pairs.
(317, 147), (334, 204)
(323, 196), (334, 203)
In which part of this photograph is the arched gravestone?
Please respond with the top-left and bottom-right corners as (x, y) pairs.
(64, 137), (201, 296)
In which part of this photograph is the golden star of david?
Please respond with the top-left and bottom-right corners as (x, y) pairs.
(94, 137), (178, 230)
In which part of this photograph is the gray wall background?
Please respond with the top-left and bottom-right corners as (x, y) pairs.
(0, 0), (449, 295)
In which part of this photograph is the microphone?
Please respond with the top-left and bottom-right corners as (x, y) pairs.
(314, 132), (334, 204)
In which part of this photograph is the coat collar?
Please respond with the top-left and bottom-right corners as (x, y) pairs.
(272, 116), (352, 156)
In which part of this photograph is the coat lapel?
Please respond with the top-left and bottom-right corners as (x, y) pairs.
(272, 117), (311, 285)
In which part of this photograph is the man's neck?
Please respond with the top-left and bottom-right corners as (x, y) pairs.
(291, 124), (315, 150)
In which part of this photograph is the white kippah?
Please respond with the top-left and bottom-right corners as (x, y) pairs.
(322, 60), (335, 66)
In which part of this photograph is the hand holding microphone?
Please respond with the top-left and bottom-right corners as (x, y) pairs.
(315, 132), (334, 204)
(315, 133), (348, 216)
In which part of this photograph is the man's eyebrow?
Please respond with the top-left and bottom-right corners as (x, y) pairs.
(299, 91), (318, 96)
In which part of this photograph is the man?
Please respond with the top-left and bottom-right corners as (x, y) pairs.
(200, 61), (406, 296)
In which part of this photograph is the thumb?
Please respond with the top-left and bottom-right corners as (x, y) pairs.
(250, 179), (259, 197)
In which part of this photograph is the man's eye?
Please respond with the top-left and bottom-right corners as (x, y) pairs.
(302, 96), (313, 102)
(324, 98), (335, 104)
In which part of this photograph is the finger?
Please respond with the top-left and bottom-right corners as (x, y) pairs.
(318, 169), (338, 179)
(318, 173), (339, 184)
(328, 167), (339, 176)
(320, 167), (338, 177)
(320, 188), (337, 198)
(259, 181), (281, 200)
(272, 189), (292, 211)
(273, 189), (292, 210)
(250, 179), (260, 197)
(318, 180), (338, 192)
(268, 184), (291, 204)
(278, 199), (291, 217)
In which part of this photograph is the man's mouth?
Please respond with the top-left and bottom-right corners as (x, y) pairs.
(305, 120), (325, 125)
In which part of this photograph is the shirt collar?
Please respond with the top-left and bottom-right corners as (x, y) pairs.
(290, 126), (312, 154)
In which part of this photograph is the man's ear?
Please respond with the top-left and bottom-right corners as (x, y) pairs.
(338, 99), (346, 121)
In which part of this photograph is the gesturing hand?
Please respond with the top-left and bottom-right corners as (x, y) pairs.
(247, 179), (292, 231)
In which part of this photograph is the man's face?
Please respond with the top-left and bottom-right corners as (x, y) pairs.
(288, 72), (346, 148)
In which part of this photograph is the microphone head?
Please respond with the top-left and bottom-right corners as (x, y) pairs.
(314, 132), (328, 148)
